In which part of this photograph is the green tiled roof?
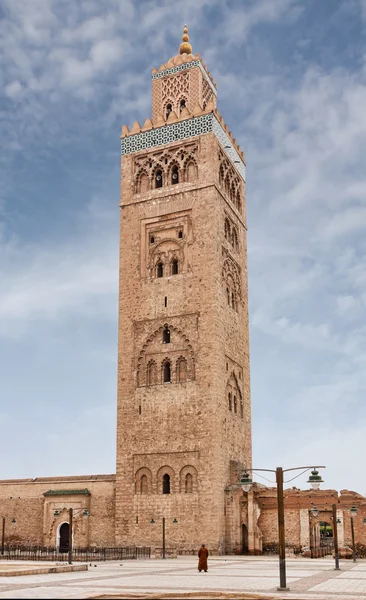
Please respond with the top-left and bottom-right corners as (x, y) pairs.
(43, 488), (91, 496)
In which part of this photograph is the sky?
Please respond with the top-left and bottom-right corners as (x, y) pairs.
(1, 0), (366, 494)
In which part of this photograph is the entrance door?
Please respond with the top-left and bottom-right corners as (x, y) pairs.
(242, 524), (248, 554)
(59, 523), (70, 553)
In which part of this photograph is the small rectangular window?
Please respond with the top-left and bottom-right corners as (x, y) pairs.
(138, 405), (141, 415)
(164, 296), (167, 307)
(136, 516), (139, 524)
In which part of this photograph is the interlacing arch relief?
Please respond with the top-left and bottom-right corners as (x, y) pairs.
(218, 151), (243, 214)
(149, 238), (184, 278)
(135, 467), (153, 494)
(161, 71), (190, 106)
(224, 216), (239, 252)
(136, 324), (195, 386)
(133, 145), (198, 193)
(226, 371), (243, 418)
(222, 257), (241, 311)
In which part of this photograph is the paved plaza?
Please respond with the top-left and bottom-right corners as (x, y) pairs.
(0, 556), (366, 599)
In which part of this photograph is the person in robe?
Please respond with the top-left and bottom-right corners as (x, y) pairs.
(198, 544), (208, 572)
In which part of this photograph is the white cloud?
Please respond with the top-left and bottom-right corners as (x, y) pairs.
(5, 80), (23, 98)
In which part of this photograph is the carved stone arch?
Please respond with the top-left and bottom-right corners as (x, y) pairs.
(219, 163), (225, 187)
(153, 163), (164, 188)
(184, 158), (198, 183)
(230, 182), (236, 204)
(177, 94), (188, 114)
(161, 356), (172, 384)
(137, 324), (195, 386)
(225, 173), (231, 198)
(176, 355), (188, 383)
(135, 169), (150, 194)
(222, 258), (241, 310)
(224, 218), (231, 240)
(164, 99), (174, 120)
(226, 371), (242, 415)
(157, 465), (176, 494)
(179, 465), (198, 493)
(149, 238), (183, 278)
(168, 160), (181, 185)
(135, 467), (153, 495)
(232, 227), (238, 251)
(236, 190), (242, 213)
(146, 359), (157, 386)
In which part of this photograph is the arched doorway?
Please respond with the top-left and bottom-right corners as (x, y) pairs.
(58, 522), (70, 553)
(241, 524), (248, 554)
(310, 520), (333, 557)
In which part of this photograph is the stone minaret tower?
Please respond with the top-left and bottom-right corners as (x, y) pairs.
(116, 26), (252, 553)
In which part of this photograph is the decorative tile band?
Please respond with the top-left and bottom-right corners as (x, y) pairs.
(121, 113), (245, 181)
(152, 60), (217, 96)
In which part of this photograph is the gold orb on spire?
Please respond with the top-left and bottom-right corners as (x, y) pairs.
(179, 24), (192, 55)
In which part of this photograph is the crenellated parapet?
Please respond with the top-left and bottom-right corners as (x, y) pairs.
(121, 106), (246, 181)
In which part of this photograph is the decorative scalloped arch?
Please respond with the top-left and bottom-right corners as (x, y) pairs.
(222, 257), (241, 299)
(135, 169), (150, 194)
(179, 465), (198, 493)
(137, 324), (194, 371)
(135, 467), (153, 495)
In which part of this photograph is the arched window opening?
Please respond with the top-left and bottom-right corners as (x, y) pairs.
(163, 325), (170, 344)
(185, 473), (193, 493)
(237, 192), (242, 213)
(232, 229), (238, 251)
(231, 292), (236, 311)
(162, 473), (171, 494)
(177, 358), (187, 383)
(155, 169), (163, 189)
(166, 103), (172, 119)
(172, 259), (179, 275)
(150, 235), (155, 244)
(230, 184), (236, 204)
(178, 230), (183, 239)
(219, 166), (225, 187)
(163, 361), (171, 383)
(180, 99), (186, 113)
(227, 288), (230, 305)
(171, 165), (179, 185)
(233, 396), (237, 413)
(240, 402), (244, 418)
(157, 262), (163, 278)
(140, 475), (148, 494)
(225, 219), (230, 240)
(228, 393), (232, 411)
(225, 176), (231, 197)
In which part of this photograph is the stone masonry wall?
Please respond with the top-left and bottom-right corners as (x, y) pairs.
(0, 475), (115, 547)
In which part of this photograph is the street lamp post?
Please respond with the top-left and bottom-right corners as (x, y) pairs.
(310, 503), (340, 570)
(150, 517), (178, 559)
(349, 505), (358, 562)
(240, 465), (325, 592)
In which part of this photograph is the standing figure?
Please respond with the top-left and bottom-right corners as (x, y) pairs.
(198, 544), (208, 572)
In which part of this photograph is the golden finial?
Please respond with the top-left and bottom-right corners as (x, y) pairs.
(179, 24), (192, 55)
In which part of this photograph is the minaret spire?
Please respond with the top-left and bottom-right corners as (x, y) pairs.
(179, 24), (192, 55)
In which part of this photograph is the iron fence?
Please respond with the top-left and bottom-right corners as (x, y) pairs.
(0, 545), (151, 562)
